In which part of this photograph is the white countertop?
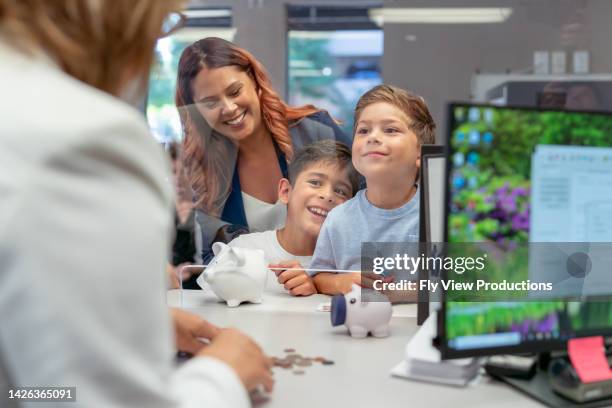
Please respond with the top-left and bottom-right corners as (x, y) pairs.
(167, 289), (542, 408)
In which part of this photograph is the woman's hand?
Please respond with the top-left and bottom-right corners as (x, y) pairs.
(170, 308), (220, 354)
(198, 328), (274, 393)
(171, 309), (274, 392)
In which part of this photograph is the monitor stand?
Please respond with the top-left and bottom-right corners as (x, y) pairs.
(493, 337), (612, 408)
(494, 370), (612, 408)
(416, 266), (429, 325)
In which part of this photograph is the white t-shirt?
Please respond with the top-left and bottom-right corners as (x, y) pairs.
(241, 192), (286, 232)
(228, 230), (312, 293)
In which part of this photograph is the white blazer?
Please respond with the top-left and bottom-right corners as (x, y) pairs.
(0, 40), (249, 408)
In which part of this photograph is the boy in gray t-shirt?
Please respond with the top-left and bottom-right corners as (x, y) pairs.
(310, 85), (436, 295)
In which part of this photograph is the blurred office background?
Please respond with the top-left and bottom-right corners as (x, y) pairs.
(147, 0), (612, 143)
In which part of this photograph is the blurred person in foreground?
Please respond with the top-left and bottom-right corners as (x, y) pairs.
(0, 1), (271, 407)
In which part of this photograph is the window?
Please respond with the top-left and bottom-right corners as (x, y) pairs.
(287, 6), (383, 135)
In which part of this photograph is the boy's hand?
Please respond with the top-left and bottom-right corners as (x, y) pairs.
(269, 260), (317, 296)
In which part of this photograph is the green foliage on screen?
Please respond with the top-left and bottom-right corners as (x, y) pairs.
(445, 106), (612, 343)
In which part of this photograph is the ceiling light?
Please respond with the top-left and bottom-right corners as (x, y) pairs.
(170, 27), (236, 42)
(183, 9), (232, 19)
(369, 8), (513, 25)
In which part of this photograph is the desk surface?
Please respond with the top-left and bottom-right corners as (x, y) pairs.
(167, 290), (542, 408)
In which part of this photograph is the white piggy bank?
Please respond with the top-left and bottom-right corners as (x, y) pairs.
(330, 284), (392, 338)
(197, 242), (268, 307)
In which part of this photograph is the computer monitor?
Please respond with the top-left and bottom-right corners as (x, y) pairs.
(438, 103), (612, 359)
(417, 145), (446, 325)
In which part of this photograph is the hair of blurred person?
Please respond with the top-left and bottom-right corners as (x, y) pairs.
(539, 82), (602, 111)
(175, 37), (322, 215)
(167, 141), (179, 161)
(166, 141), (182, 180)
(566, 84), (601, 111)
(0, 0), (182, 96)
(166, 141), (194, 224)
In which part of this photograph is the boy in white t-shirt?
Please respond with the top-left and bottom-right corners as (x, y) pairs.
(227, 140), (360, 295)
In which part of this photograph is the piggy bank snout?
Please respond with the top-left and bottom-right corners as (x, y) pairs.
(331, 295), (347, 326)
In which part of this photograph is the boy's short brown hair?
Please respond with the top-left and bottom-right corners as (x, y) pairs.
(354, 85), (436, 144)
(288, 140), (360, 195)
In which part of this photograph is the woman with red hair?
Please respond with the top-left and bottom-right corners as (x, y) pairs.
(176, 37), (351, 262)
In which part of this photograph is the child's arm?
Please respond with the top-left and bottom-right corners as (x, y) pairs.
(269, 260), (317, 296)
(309, 213), (347, 294)
(313, 272), (359, 295)
(308, 211), (383, 295)
(313, 272), (384, 295)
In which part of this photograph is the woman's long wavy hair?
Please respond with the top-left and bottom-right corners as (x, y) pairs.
(176, 37), (320, 215)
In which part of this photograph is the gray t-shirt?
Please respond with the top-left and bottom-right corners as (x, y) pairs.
(309, 189), (420, 275)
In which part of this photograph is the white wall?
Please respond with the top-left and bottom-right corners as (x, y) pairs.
(381, 0), (612, 140)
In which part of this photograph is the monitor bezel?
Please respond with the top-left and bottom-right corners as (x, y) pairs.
(417, 144), (446, 325)
(438, 101), (612, 359)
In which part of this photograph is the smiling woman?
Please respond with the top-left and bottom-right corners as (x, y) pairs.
(175, 37), (352, 262)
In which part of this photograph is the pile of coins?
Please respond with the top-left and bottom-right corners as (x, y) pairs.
(271, 348), (335, 375)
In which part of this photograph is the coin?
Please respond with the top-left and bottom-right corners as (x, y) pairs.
(272, 357), (291, 368)
(271, 350), (334, 371)
(296, 359), (312, 367)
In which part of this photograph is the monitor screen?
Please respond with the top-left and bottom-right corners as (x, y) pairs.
(439, 103), (612, 359)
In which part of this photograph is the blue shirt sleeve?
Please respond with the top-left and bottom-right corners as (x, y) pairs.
(308, 215), (338, 276)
